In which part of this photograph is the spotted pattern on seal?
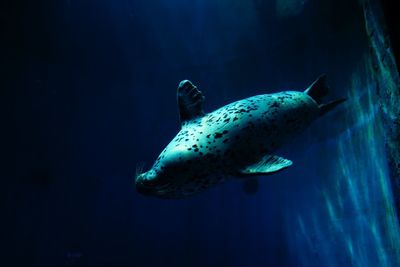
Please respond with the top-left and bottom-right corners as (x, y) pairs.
(137, 90), (319, 199)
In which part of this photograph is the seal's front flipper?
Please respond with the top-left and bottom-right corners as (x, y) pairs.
(177, 80), (205, 124)
(238, 155), (292, 176)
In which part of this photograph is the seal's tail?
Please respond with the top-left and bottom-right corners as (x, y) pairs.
(319, 98), (347, 116)
(304, 74), (346, 116)
(304, 74), (329, 104)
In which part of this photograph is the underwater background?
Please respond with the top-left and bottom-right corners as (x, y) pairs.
(10, 0), (400, 266)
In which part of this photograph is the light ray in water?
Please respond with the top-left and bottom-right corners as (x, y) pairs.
(285, 56), (400, 266)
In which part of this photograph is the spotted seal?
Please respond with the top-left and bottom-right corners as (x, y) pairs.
(136, 75), (345, 199)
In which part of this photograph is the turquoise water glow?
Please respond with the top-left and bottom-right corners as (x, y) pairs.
(287, 58), (400, 266)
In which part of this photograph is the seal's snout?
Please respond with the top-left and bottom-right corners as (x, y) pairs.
(135, 173), (155, 196)
(135, 170), (164, 196)
(135, 179), (154, 196)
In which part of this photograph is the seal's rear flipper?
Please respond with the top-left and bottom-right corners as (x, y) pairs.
(177, 80), (205, 124)
(238, 155), (292, 176)
(304, 74), (329, 104)
(319, 98), (347, 116)
(304, 75), (346, 115)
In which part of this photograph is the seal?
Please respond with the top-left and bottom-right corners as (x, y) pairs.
(136, 75), (345, 199)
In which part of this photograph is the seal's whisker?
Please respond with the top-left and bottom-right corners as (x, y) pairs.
(135, 162), (145, 181)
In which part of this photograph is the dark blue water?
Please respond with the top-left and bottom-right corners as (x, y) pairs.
(11, 0), (400, 266)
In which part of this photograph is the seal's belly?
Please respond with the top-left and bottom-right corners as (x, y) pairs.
(157, 173), (227, 199)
